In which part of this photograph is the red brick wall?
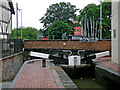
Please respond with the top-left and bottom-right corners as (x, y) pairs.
(24, 40), (111, 51)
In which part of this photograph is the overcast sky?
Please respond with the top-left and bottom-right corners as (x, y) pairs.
(12, 0), (103, 30)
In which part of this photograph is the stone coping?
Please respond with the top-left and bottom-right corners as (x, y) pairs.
(96, 65), (120, 77)
(48, 62), (78, 88)
(0, 52), (23, 61)
(93, 57), (120, 77)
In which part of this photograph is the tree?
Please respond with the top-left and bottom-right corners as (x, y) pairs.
(102, 1), (111, 39)
(77, 1), (111, 39)
(47, 20), (74, 39)
(40, 2), (78, 29)
(37, 29), (44, 40)
(12, 27), (38, 40)
(78, 4), (99, 22)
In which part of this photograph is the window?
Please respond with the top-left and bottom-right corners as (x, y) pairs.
(77, 29), (79, 32)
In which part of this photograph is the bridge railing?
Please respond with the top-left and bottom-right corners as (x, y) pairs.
(0, 39), (23, 58)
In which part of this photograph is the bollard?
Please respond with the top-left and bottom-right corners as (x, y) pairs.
(42, 59), (46, 67)
(74, 57), (77, 78)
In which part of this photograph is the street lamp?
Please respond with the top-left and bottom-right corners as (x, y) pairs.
(18, 9), (22, 39)
(99, 0), (102, 40)
(16, 3), (23, 39)
(16, 3), (18, 39)
(20, 9), (22, 39)
(84, 10), (87, 38)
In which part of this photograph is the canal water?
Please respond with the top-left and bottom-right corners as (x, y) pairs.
(62, 65), (107, 89)
(72, 78), (106, 89)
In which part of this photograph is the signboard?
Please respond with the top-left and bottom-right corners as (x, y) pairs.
(113, 29), (116, 38)
(101, 25), (103, 29)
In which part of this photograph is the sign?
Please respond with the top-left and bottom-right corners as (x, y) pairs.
(113, 29), (116, 38)
(101, 25), (103, 29)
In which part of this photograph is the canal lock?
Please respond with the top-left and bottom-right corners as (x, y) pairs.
(56, 50), (106, 89)
(26, 49), (108, 89)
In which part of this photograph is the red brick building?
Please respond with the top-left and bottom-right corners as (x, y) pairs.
(74, 27), (82, 36)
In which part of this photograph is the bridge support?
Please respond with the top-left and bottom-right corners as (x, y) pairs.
(112, 1), (120, 65)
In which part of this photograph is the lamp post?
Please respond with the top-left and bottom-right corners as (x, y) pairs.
(81, 17), (83, 37)
(100, 0), (102, 40)
(18, 9), (22, 39)
(16, 3), (23, 39)
(84, 10), (87, 38)
(20, 9), (22, 39)
(16, 3), (18, 39)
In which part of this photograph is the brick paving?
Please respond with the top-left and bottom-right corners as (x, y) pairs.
(14, 60), (61, 88)
(94, 57), (120, 72)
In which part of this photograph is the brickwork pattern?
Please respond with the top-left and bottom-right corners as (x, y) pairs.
(95, 57), (120, 89)
(14, 61), (58, 88)
(24, 40), (111, 51)
(95, 57), (120, 72)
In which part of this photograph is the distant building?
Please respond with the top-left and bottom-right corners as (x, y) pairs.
(74, 27), (82, 36)
(43, 37), (49, 40)
(69, 19), (83, 40)
(0, 0), (15, 39)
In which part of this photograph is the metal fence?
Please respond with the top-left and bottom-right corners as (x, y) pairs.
(0, 39), (23, 58)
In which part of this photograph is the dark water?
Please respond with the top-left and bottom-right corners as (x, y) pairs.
(72, 78), (106, 89)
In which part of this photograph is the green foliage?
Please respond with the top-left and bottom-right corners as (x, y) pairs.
(79, 4), (99, 20)
(37, 29), (44, 40)
(78, 1), (111, 39)
(66, 20), (81, 27)
(40, 2), (78, 28)
(12, 27), (38, 40)
(39, 29), (44, 34)
(47, 20), (74, 39)
(103, 29), (111, 39)
(43, 29), (48, 37)
(100, 1), (111, 39)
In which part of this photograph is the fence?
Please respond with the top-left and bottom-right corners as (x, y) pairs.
(0, 39), (23, 58)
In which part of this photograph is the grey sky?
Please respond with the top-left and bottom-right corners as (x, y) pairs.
(12, 0), (103, 30)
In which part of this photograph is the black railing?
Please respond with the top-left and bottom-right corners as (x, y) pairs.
(0, 39), (23, 58)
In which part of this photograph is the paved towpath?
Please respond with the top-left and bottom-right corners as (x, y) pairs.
(9, 59), (65, 88)
(93, 57), (120, 75)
